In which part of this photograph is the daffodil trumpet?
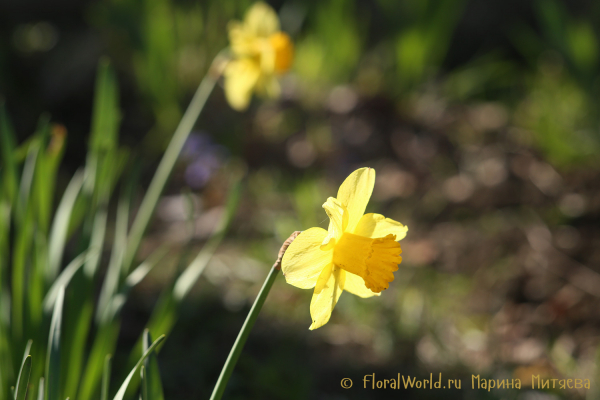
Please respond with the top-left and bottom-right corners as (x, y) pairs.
(282, 168), (408, 330)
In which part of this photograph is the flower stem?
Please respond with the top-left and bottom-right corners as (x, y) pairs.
(123, 58), (224, 273)
(209, 266), (279, 400)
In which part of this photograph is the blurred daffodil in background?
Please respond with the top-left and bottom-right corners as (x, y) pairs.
(282, 168), (408, 330)
(224, 2), (294, 110)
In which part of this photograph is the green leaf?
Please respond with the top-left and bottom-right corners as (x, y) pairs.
(90, 58), (120, 153)
(100, 355), (112, 400)
(209, 267), (280, 400)
(112, 335), (165, 400)
(83, 202), (108, 279)
(47, 170), (85, 283)
(96, 186), (133, 324)
(35, 122), (66, 234)
(14, 355), (31, 400)
(37, 378), (44, 400)
(139, 366), (147, 400)
(45, 287), (64, 400)
(20, 339), (32, 366)
(125, 246), (170, 292)
(0, 294), (15, 400)
(124, 177), (243, 398)
(103, 246), (170, 324)
(0, 198), (10, 293)
(11, 204), (35, 340)
(43, 252), (95, 313)
(78, 321), (120, 400)
(98, 244), (169, 325)
(17, 139), (40, 217)
(0, 103), (19, 208)
(61, 298), (94, 400)
(122, 69), (217, 274)
(173, 178), (242, 302)
(14, 340), (32, 400)
(28, 232), (48, 333)
(141, 330), (164, 400)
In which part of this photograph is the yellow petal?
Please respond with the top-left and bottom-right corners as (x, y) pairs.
(353, 213), (408, 240)
(224, 59), (261, 111)
(322, 197), (348, 240)
(281, 227), (333, 289)
(314, 262), (333, 294)
(227, 21), (251, 56)
(344, 271), (380, 298)
(244, 2), (280, 38)
(309, 266), (345, 330)
(336, 168), (375, 232)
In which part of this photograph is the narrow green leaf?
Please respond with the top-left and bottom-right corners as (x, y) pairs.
(35, 123), (66, 234)
(122, 72), (217, 274)
(83, 204), (108, 279)
(139, 366), (147, 400)
(96, 187), (133, 323)
(18, 140), (40, 216)
(62, 298), (93, 400)
(100, 355), (111, 400)
(43, 252), (95, 313)
(28, 233), (48, 332)
(33, 112), (51, 148)
(100, 245), (169, 325)
(14, 355), (31, 400)
(14, 341), (32, 400)
(90, 58), (120, 153)
(124, 177), (242, 398)
(112, 335), (165, 400)
(20, 340), (32, 365)
(47, 170), (85, 282)
(0, 291), (14, 398)
(0, 103), (19, 207)
(125, 246), (170, 290)
(37, 378), (44, 400)
(12, 207), (35, 341)
(0, 199), (10, 293)
(209, 267), (279, 400)
(142, 330), (164, 400)
(10, 131), (43, 342)
(173, 179), (242, 302)
(78, 322), (119, 400)
(45, 287), (64, 400)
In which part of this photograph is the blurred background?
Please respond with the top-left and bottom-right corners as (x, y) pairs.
(2, 0), (600, 398)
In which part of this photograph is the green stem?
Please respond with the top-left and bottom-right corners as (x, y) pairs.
(209, 266), (280, 400)
(122, 66), (219, 273)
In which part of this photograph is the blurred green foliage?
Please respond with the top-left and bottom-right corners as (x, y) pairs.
(87, 0), (600, 168)
(0, 59), (241, 400)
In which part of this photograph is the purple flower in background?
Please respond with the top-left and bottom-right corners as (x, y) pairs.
(180, 132), (228, 189)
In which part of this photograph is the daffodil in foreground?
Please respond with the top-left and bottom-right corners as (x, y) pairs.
(224, 2), (294, 111)
(282, 168), (408, 330)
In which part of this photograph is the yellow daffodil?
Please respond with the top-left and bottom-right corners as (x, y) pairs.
(224, 2), (294, 111)
(281, 168), (408, 330)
